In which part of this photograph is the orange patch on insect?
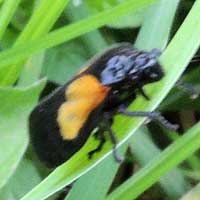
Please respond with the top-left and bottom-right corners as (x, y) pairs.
(57, 75), (110, 140)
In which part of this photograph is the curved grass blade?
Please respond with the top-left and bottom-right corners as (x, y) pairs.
(107, 122), (200, 200)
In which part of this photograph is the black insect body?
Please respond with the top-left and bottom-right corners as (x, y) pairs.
(29, 43), (176, 168)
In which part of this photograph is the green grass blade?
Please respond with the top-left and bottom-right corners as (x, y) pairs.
(130, 128), (189, 198)
(15, 0), (69, 44)
(65, 2), (108, 54)
(107, 122), (200, 200)
(0, 0), (22, 40)
(0, 0), (70, 86)
(9, 159), (42, 199)
(180, 182), (200, 200)
(135, 0), (180, 50)
(65, 147), (126, 200)
(0, 0), (159, 73)
(105, 1), (200, 198)
(132, 0), (188, 198)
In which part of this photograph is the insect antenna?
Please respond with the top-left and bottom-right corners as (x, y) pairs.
(190, 54), (200, 63)
(176, 80), (199, 99)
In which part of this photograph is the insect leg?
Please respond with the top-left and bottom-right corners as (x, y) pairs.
(105, 124), (123, 163)
(176, 80), (199, 99)
(138, 87), (150, 100)
(88, 115), (123, 163)
(88, 129), (106, 159)
(102, 115), (123, 163)
(190, 54), (200, 63)
(118, 108), (179, 131)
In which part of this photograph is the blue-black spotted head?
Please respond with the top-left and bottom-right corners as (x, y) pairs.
(100, 47), (164, 88)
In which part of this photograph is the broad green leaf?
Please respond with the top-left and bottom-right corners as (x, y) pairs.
(0, 80), (45, 189)
(42, 42), (87, 84)
(9, 159), (42, 199)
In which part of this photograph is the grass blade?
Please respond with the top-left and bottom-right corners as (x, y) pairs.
(0, 0), (70, 85)
(0, 0), (22, 40)
(106, 0), (200, 199)
(0, 0), (159, 72)
(107, 122), (200, 200)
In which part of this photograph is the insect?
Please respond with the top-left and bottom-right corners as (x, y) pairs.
(29, 43), (177, 168)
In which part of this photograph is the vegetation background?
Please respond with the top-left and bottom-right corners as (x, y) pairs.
(0, 0), (200, 199)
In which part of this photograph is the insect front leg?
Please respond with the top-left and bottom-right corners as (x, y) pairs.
(118, 107), (179, 131)
(176, 80), (199, 99)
